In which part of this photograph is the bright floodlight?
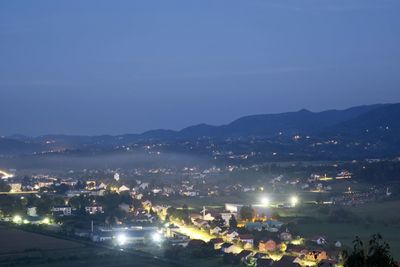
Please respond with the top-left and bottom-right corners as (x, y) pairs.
(152, 232), (162, 243)
(290, 196), (299, 207)
(42, 217), (50, 224)
(13, 215), (22, 224)
(116, 233), (127, 246)
(261, 197), (270, 206)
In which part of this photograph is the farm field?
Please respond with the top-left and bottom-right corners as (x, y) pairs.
(0, 226), (84, 254)
(0, 226), (177, 267)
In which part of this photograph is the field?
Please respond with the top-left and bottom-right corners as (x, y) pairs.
(0, 226), (179, 267)
(0, 226), (84, 254)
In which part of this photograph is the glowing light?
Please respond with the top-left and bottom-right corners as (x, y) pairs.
(13, 215), (22, 224)
(261, 197), (270, 206)
(0, 170), (14, 179)
(116, 233), (127, 246)
(151, 232), (162, 243)
(290, 196), (299, 207)
(42, 217), (50, 224)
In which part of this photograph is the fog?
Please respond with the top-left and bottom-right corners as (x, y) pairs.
(0, 150), (212, 171)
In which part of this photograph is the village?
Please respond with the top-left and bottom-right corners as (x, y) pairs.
(1, 163), (395, 267)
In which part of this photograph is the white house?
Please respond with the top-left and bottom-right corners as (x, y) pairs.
(118, 185), (130, 193)
(225, 230), (239, 242)
(210, 226), (222, 235)
(52, 205), (72, 216)
(85, 204), (104, 215)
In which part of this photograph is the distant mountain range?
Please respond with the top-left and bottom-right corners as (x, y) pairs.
(141, 103), (388, 139)
(1, 103), (400, 156)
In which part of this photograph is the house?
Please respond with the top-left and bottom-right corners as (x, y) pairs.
(306, 250), (328, 262)
(132, 213), (156, 223)
(312, 236), (328, 245)
(238, 234), (254, 246)
(225, 230), (239, 242)
(259, 239), (277, 252)
(9, 183), (22, 192)
(91, 229), (113, 242)
(245, 222), (263, 231)
(27, 207), (38, 217)
(142, 200), (152, 210)
(139, 182), (149, 190)
(97, 182), (107, 190)
(220, 212), (236, 225)
(118, 185), (130, 193)
(193, 218), (209, 228)
(51, 205), (72, 216)
(209, 238), (224, 249)
(220, 243), (241, 254)
(89, 189), (105, 196)
(279, 231), (292, 241)
(287, 244), (308, 256)
(85, 204), (104, 215)
(265, 220), (284, 229)
(210, 226), (222, 235)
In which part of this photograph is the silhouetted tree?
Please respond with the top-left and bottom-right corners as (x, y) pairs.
(229, 214), (238, 229)
(0, 180), (11, 192)
(343, 234), (396, 267)
(240, 205), (255, 221)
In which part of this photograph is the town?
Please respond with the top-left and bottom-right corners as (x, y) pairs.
(0, 155), (398, 267)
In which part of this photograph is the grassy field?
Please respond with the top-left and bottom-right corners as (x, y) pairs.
(0, 226), (84, 254)
(0, 226), (179, 267)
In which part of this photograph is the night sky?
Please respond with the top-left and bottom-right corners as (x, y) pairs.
(1, 0), (400, 136)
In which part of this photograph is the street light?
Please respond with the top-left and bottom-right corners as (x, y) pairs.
(151, 232), (162, 243)
(13, 215), (22, 224)
(116, 233), (127, 246)
(261, 197), (270, 207)
(290, 196), (299, 207)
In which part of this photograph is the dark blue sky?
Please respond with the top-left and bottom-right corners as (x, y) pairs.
(1, 0), (400, 136)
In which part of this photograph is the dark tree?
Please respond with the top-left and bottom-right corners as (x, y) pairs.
(0, 180), (11, 192)
(229, 214), (238, 229)
(344, 235), (396, 267)
(240, 205), (255, 221)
